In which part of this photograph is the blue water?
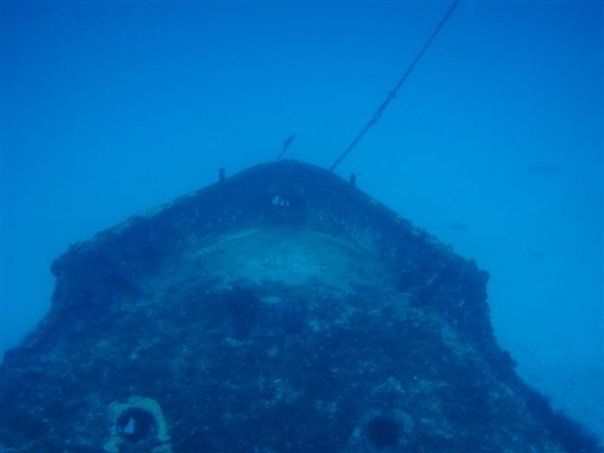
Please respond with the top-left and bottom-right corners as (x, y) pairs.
(1, 0), (602, 441)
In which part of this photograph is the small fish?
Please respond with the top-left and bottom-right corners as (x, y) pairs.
(527, 165), (562, 176)
(528, 250), (546, 259)
(446, 222), (469, 232)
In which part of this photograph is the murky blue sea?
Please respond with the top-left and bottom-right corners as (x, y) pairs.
(1, 0), (602, 448)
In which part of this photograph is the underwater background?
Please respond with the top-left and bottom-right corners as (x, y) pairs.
(1, 0), (602, 443)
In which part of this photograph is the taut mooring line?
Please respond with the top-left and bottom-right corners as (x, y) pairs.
(329, 0), (461, 172)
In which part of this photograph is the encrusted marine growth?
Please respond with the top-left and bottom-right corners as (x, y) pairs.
(105, 396), (172, 453)
(0, 161), (600, 452)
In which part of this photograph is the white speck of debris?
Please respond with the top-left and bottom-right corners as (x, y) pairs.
(123, 417), (135, 434)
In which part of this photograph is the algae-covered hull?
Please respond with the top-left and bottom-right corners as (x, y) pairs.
(0, 161), (599, 452)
